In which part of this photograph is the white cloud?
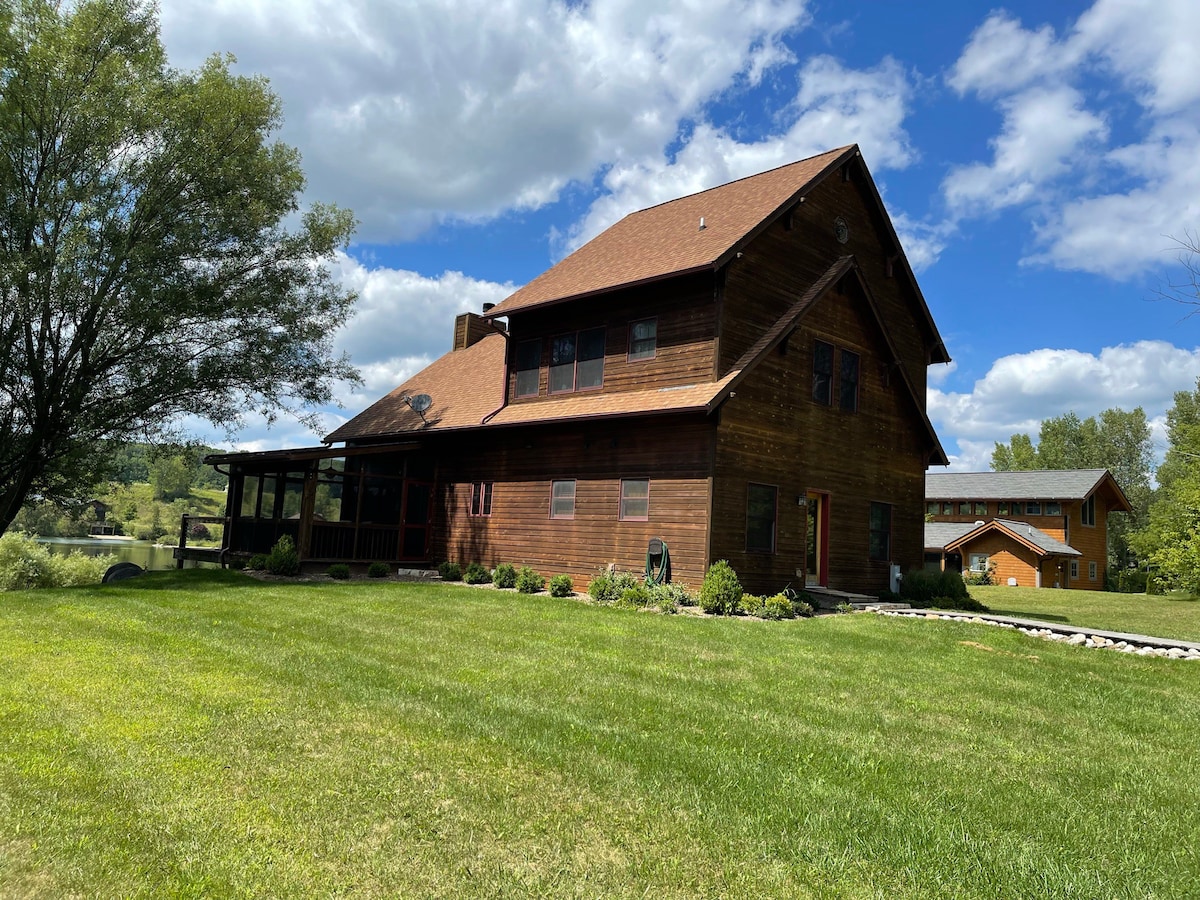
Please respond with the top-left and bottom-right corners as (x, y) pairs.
(563, 54), (914, 252)
(942, 87), (1107, 217)
(160, 0), (809, 242)
(929, 340), (1200, 469)
(943, 0), (1200, 279)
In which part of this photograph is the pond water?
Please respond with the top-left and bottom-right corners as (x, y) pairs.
(37, 537), (214, 570)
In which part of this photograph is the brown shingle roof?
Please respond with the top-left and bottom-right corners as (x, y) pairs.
(485, 145), (856, 317)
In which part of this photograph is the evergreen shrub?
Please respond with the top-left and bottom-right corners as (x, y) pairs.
(327, 564), (351, 580)
(438, 561), (463, 582)
(549, 574), (574, 597)
(515, 567), (545, 594)
(366, 562), (391, 579)
(699, 560), (742, 615)
(493, 563), (517, 589)
(464, 562), (492, 584)
(265, 535), (300, 576)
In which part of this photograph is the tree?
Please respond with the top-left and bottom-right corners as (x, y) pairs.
(0, 0), (358, 534)
(1158, 231), (1200, 318)
(1133, 379), (1200, 593)
(991, 408), (1153, 567)
(148, 452), (195, 501)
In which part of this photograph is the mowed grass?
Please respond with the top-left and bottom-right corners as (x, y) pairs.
(972, 584), (1200, 642)
(2, 571), (1198, 898)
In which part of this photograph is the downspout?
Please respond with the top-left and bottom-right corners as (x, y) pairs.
(481, 322), (513, 425)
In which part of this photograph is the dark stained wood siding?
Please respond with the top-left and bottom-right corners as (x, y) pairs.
(710, 281), (926, 595)
(504, 273), (718, 402)
(428, 416), (715, 589)
(719, 163), (933, 400)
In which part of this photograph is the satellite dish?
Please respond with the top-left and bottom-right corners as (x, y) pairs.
(409, 393), (433, 413)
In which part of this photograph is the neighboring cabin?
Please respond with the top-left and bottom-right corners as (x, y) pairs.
(207, 145), (950, 594)
(924, 469), (1132, 590)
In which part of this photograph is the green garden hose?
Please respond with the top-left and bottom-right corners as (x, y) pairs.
(645, 539), (670, 585)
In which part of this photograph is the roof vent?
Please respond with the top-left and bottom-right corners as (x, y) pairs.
(482, 302), (495, 313)
(975, 520), (984, 527)
(698, 217), (706, 231)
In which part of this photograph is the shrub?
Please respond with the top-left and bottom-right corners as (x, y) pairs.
(588, 570), (641, 605)
(615, 584), (652, 609)
(56, 551), (116, 587)
(963, 562), (998, 586)
(367, 561), (391, 579)
(835, 601), (856, 614)
(228, 556), (247, 570)
(187, 521), (211, 540)
(739, 593), (765, 617)
(649, 581), (694, 608)
(761, 593), (797, 620)
(0, 533), (113, 591)
(265, 535), (300, 576)
(247, 553), (269, 571)
(464, 562), (492, 584)
(493, 562), (517, 589)
(901, 568), (970, 608)
(327, 563), (351, 580)
(516, 566), (546, 594)
(932, 594), (990, 613)
(438, 561), (463, 582)
(656, 595), (679, 614)
(699, 560), (742, 615)
(549, 574), (574, 598)
(791, 593), (815, 617)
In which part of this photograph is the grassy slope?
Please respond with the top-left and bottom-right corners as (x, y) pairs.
(971, 584), (1200, 642)
(1, 571), (1198, 898)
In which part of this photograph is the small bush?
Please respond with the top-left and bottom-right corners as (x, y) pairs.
(367, 561), (391, 579)
(901, 568), (970, 608)
(835, 601), (856, 614)
(549, 574), (574, 597)
(0, 533), (113, 591)
(327, 563), (351, 580)
(588, 570), (641, 604)
(739, 593), (765, 617)
(228, 557), (247, 571)
(493, 562), (517, 589)
(649, 581), (694, 608)
(791, 594), (815, 617)
(761, 593), (797, 620)
(699, 560), (742, 615)
(247, 553), (269, 571)
(615, 584), (652, 609)
(438, 561), (463, 582)
(657, 595), (679, 614)
(265, 535), (300, 576)
(187, 521), (211, 540)
(516, 566), (545, 594)
(464, 562), (492, 584)
(56, 551), (116, 587)
(963, 562), (998, 586)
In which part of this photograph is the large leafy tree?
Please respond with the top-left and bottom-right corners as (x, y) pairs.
(991, 409), (1153, 567)
(0, 0), (358, 534)
(1133, 379), (1200, 593)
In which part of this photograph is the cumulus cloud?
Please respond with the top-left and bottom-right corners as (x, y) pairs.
(562, 54), (915, 252)
(160, 0), (809, 242)
(929, 341), (1200, 470)
(943, 0), (1200, 279)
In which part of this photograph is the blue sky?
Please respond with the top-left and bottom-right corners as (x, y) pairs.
(159, 0), (1200, 470)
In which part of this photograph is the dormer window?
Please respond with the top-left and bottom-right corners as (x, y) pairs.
(515, 339), (540, 397)
(550, 327), (605, 393)
(628, 318), (657, 361)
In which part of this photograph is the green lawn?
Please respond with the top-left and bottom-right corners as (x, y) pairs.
(2, 571), (1198, 898)
(970, 584), (1200, 642)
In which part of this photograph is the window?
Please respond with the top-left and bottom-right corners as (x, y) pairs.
(515, 339), (540, 397)
(628, 318), (657, 361)
(959, 502), (971, 515)
(969, 553), (989, 573)
(926, 502), (939, 516)
(470, 482), (493, 517)
(1070, 560), (1079, 578)
(942, 502), (954, 515)
(1081, 494), (1096, 526)
(620, 479), (649, 520)
(839, 350), (860, 412)
(746, 483), (777, 552)
(1046, 501), (1062, 515)
(550, 328), (605, 393)
(869, 502), (891, 561)
(1009, 501), (1023, 515)
(973, 501), (988, 516)
(550, 480), (576, 519)
(997, 502), (1009, 515)
(1026, 501), (1042, 515)
(812, 340), (833, 405)
(1088, 561), (1098, 580)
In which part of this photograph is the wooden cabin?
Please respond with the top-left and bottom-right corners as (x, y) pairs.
(207, 145), (951, 595)
(924, 469), (1132, 590)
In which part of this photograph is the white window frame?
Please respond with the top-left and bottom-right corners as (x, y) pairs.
(969, 553), (989, 573)
(550, 479), (576, 519)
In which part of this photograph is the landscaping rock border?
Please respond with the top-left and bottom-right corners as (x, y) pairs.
(872, 608), (1200, 661)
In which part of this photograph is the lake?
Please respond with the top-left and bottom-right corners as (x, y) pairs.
(38, 537), (214, 570)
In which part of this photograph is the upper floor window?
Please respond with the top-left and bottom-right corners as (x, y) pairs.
(942, 502), (953, 515)
(958, 502), (971, 515)
(973, 501), (987, 516)
(550, 328), (605, 393)
(997, 502), (1009, 515)
(550, 479), (576, 519)
(1009, 501), (1023, 515)
(1046, 501), (1062, 515)
(746, 483), (777, 553)
(839, 350), (860, 412)
(1026, 501), (1042, 515)
(869, 502), (891, 561)
(620, 479), (649, 520)
(813, 340), (834, 405)
(628, 318), (657, 361)
(1081, 494), (1096, 526)
(926, 502), (939, 516)
(515, 339), (540, 397)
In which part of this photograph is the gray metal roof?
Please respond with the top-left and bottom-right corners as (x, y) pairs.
(991, 519), (1081, 556)
(925, 469), (1109, 501)
(924, 521), (977, 550)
